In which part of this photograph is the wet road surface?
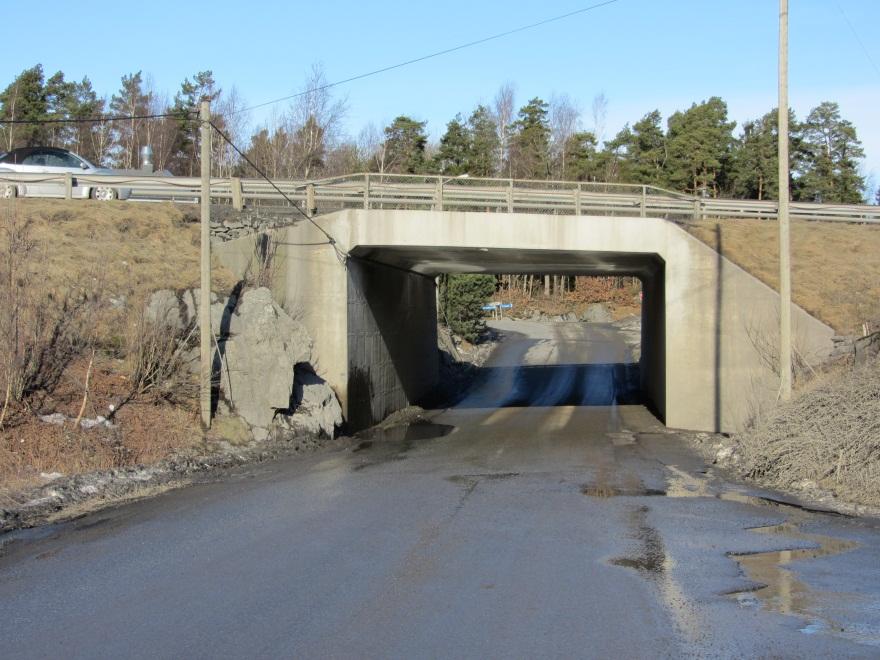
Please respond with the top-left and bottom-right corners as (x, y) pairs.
(2, 320), (880, 658)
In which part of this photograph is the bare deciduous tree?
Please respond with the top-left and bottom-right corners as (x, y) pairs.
(493, 83), (515, 178)
(550, 93), (580, 178)
(591, 92), (609, 145)
(286, 63), (347, 179)
(213, 86), (249, 177)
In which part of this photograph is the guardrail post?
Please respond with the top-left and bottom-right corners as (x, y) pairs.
(507, 180), (514, 213)
(306, 183), (316, 217)
(64, 172), (73, 200)
(230, 176), (243, 211)
(640, 185), (647, 217)
(435, 179), (443, 211)
(693, 198), (702, 222)
(575, 184), (582, 215)
(364, 174), (370, 210)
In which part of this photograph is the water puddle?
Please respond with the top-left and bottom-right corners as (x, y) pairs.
(727, 522), (880, 646)
(580, 466), (666, 498)
(446, 472), (520, 485)
(581, 484), (666, 498)
(350, 420), (455, 471)
(663, 465), (879, 647)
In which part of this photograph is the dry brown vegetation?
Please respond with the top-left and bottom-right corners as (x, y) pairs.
(0, 198), (235, 499)
(686, 218), (880, 334)
(738, 357), (880, 508)
(500, 276), (642, 320)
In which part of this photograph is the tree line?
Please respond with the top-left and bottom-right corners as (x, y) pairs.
(0, 64), (871, 204)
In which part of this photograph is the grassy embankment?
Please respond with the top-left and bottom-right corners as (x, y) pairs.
(688, 217), (880, 510)
(687, 218), (880, 334)
(0, 198), (236, 500)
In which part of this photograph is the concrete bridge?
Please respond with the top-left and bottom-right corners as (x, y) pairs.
(216, 205), (834, 434)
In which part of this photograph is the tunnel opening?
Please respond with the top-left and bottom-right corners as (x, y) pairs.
(345, 246), (666, 431)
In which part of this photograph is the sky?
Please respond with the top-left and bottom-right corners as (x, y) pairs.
(3, 0), (879, 196)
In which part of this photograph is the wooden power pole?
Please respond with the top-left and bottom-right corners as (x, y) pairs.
(199, 100), (212, 428)
(778, 0), (792, 400)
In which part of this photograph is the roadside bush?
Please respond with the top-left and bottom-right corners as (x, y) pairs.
(0, 203), (92, 426)
(439, 274), (496, 343)
(124, 313), (198, 408)
(738, 357), (880, 507)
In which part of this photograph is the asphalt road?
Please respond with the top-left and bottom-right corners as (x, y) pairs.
(1, 320), (879, 659)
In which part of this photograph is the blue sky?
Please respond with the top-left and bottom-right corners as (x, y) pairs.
(4, 0), (879, 194)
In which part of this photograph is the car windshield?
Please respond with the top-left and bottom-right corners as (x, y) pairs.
(76, 154), (99, 169)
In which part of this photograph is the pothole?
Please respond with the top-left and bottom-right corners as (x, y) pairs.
(581, 484), (666, 497)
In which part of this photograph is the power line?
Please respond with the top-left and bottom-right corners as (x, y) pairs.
(208, 120), (348, 263)
(0, 112), (192, 125)
(833, 0), (880, 83)
(236, 0), (621, 115)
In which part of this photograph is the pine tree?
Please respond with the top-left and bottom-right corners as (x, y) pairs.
(435, 115), (471, 175)
(509, 97), (551, 179)
(170, 71), (220, 176)
(564, 131), (600, 181)
(731, 111), (779, 201)
(381, 116), (428, 174)
(0, 65), (49, 150)
(627, 111), (667, 185)
(795, 102), (865, 203)
(109, 72), (150, 169)
(665, 97), (736, 195)
(467, 105), (499, 177)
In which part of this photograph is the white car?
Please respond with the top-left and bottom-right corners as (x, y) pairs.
(0, 147), (131, 200)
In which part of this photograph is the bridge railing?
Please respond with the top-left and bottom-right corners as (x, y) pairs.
(1, 171), (878, 224)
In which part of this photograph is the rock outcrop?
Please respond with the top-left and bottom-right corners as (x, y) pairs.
(581, 303), (613, 323)
(144, 286), (343, 441)
(218, 288), (313, 440)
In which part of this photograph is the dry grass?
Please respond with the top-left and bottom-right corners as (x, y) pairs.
(687, 218), (880, 334)
(0, 198), (236, 498)
(9, 198), (235, 304)
(737, 357), (880, 508)
(0, 354), (200, 500)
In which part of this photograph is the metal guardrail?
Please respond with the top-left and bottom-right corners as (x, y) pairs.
(1, 171), (879, 224)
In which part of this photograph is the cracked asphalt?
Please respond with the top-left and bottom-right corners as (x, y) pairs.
(1, 320), (879, 659)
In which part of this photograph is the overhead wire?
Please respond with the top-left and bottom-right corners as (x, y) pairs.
(833, 0), (880, 83)
(234, 0), (621, 115)
(0, 112), (191, 125)
(207, 119), (348, 263)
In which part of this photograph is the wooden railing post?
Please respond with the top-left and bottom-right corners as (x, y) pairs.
(230, 176), (243, 211)
(306, 183), (316, 217)
(507, 180), (514, 213)
(640, 185), (647, 217)
(364, 174), (370, 210)
(64, 172), (73, 200)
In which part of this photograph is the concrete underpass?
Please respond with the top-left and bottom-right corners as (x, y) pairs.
(216, 208), (834, 432)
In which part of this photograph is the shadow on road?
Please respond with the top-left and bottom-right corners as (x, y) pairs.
(447, 362), (641, 409)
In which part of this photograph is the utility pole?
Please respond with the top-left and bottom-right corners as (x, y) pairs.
(199, 100), (212, 428)
(778, 0), (792, 400)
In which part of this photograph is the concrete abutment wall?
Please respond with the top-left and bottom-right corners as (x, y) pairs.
(215, 208), (835, 433)
(346, 259), (438, 430)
